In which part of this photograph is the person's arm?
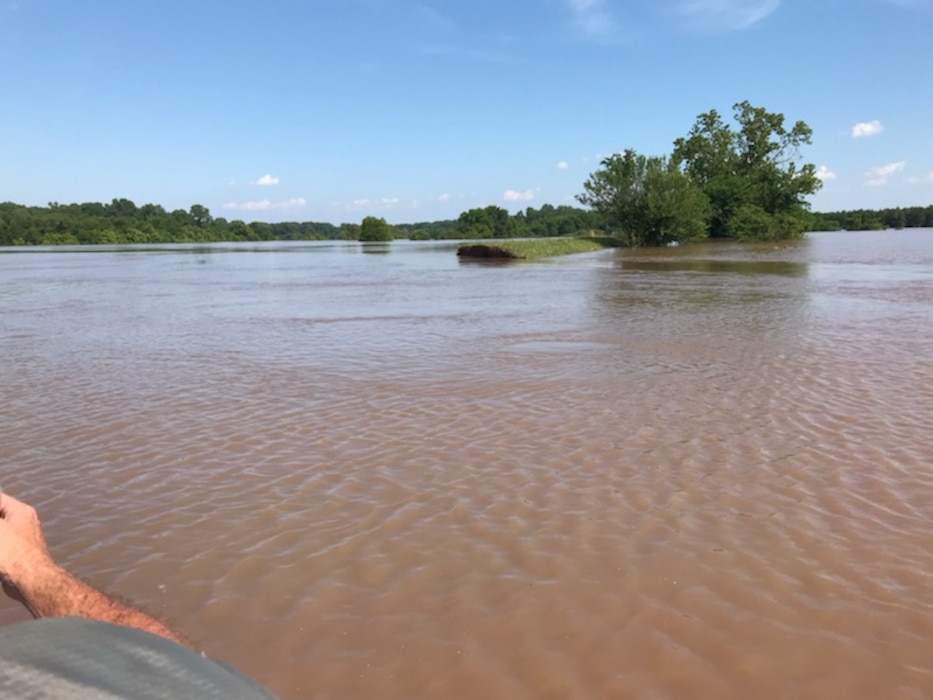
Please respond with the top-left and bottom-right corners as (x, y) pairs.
(0, 492), (185, 645)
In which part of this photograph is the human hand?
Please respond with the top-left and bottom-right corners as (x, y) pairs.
(0, 493), (56, 602)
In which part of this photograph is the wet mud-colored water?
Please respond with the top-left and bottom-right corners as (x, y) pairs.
(2, 231), (932, 699)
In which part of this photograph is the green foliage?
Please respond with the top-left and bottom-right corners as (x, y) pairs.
(672, 101), (821, 241)
(577, 101), (823, 246)
(521, 204), (601, 237)
(453, 204), (602, 240)
(728, 204), (777, 241)
(0, 198), (603, 247)
(456, 206), (518, 239)
(0, 200), (353, 246)
(490, 237), (614, 259)
(578, 149), (710, 247)
(359, 216), (394, 242)
(189, 204), (212, 228)
(809, 205), (933, 232)
(457, 237), (616, 260)
(392, 219), (458, 239)
(340, 223), (361, 240)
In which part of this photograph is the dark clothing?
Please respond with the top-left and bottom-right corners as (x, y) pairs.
(0, 617), (279, 699)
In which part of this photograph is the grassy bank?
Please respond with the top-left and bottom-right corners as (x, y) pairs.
(457, 237), (617, 260)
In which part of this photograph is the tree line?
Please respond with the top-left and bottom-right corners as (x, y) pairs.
(0, 200), (347, 246)
(1, 101), (930, 247)
(0, 199), (604, 246)
(809, 206), (933, 232)
(3, 197), (928, 249)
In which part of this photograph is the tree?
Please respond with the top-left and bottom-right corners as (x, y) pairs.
(578, 149), (710, 247)
(456, 208), (494, 238)
(249, 221), (272, 240)
(340, 223), (361, 240)
(672, 101), (821, 240)
(189, 204), (212, 228)
(226, 220), (253, 241)
(359, 215), (393, 241)
(456, 205), (520, 239)
(108, 198), (138, 218)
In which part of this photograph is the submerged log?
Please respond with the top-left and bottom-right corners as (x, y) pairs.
(456, 244), (521, 259)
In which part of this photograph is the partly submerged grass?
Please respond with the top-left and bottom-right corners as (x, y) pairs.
(458, 237), (617, 260)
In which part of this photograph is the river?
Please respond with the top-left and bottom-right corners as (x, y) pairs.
(1, 230), (932, 699)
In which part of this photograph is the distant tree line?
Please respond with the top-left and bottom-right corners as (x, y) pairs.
(2, 106), (930, 249)
(0, 200), (351, 246)
(808, 205), (933, 232)
(0, 200), (603, 246)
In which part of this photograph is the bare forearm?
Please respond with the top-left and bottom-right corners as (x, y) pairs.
(14, 561), (183, 644)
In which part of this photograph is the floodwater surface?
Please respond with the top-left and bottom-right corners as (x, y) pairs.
(2, 231), (932, 699)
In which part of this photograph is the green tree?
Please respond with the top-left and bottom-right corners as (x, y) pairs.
(456, 205), (520, 238)
(672, 101), (821, 241)
(108, 198), (138, 218)
(189, 204), (212, 228)
(578, 149), (710, 247)
(359, 216), (393, 241)
(226, 220), (253, 241)
(456, 208), (494, 238)
(340, 223), (361, 240)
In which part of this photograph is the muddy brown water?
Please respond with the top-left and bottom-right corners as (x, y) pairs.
(2, 231), (932, 699)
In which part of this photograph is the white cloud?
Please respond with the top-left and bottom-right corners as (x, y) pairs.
(815, 165), (837, 182)
(504, 189), (535, 202)
(437, 193), (450, 201)
(676, 0), (780, 31)
(280, 197), (307, 209)
(907, 171), (933, 185)
(225, 199), (271, 211)
(864, 161), (905, 187)
(557, 161), (570, 170)
(347, 197), (404, 210)
(253, 173), (280, 186)
(851, 120), (884, 138)
(566, 0), (616, 39)
(224, 197), (306, 211)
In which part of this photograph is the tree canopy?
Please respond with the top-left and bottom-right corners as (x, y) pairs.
(0, 200), (605, 246)
(0, 200), (342, 246)
(5, 102), (932, 250)
(359, 216), (394, 242)
(808, 205), (933, 232)
(579, 101), (823, 246)
(578, 150), (710, 247)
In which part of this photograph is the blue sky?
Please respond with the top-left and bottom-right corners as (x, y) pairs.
(2, 0), (931, 224)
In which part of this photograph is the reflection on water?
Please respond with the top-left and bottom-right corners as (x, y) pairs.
(1, 230), (933, 699)
(617, 258), (809, 276)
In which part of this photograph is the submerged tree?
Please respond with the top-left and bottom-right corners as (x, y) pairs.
(671, 101), (821, 241)
(359, 215), (394, 241)
(579, 102), (821, 246)
(578, 149), (710, 247)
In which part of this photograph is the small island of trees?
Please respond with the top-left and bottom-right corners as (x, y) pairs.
(1, 101), (930, 249)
